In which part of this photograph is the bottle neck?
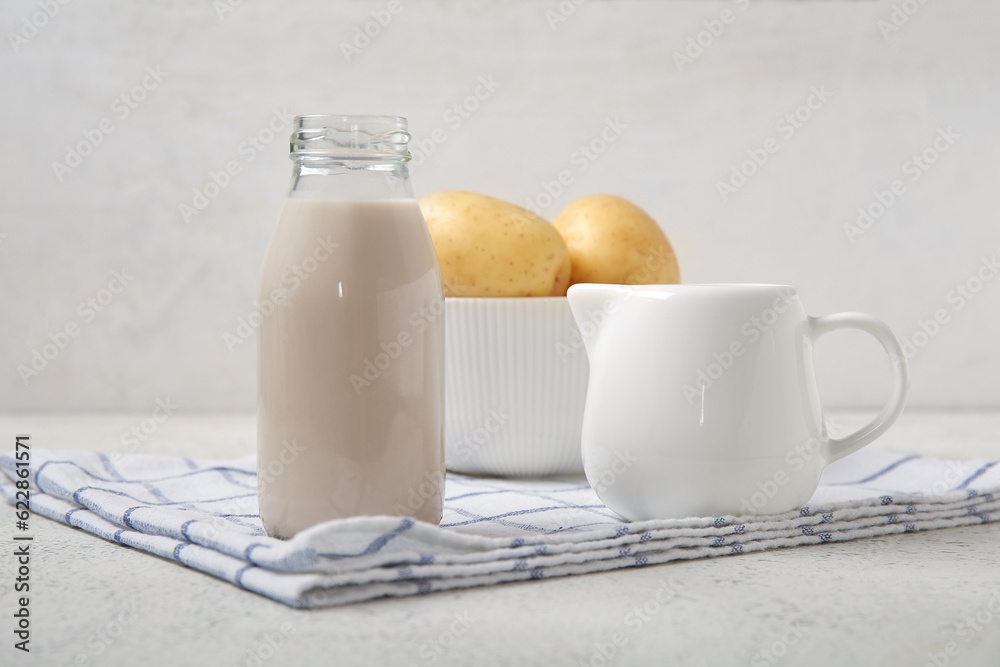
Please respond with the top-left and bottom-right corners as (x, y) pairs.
(287, 115), (415, 201)
(287, 159), (415, 201)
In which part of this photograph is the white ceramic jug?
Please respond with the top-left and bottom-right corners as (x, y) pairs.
(566, 283), (909, 521)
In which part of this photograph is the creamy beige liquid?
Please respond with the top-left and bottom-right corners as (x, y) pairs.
(257, 197), (444, 538)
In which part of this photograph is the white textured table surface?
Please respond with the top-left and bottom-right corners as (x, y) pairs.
(1, 410), (999, 667)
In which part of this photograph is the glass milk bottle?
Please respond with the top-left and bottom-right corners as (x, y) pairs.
(257, 115), (444, 538)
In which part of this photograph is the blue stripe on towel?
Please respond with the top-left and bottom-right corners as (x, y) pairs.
(314, 518), (414, 559)
(234, 565), (252, 588)
(122, 506), (142, 529)
(3, 446), (997, 611)
(832, 454), (919, 485)
(33, 459), (256, 486)
(954, 461), (998, 490)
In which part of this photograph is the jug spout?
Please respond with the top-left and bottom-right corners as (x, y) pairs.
(566, 284), (630, 353)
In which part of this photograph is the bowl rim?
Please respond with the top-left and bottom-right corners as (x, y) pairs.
(444, 296), (569, 303)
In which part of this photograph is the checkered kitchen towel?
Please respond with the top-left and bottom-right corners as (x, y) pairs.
(1, 448), (997, 608)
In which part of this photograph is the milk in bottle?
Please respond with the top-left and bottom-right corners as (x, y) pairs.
(257, 115), (444, 538)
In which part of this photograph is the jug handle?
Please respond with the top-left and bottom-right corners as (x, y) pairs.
(808, 312), (910, 463)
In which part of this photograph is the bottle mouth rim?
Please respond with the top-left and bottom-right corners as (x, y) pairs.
(291, 114), (410, 161)
(295, 114), (407, 125)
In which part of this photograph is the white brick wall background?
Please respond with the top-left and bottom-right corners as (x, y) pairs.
(1, 0), (997, 411)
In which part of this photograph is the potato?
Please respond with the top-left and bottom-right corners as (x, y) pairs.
(419, 191), (571, 297)
(553, 194), (680, 286)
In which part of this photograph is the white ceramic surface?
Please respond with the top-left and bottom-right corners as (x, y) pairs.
(444, 297), (587, 476)
(567, 283), (910, 521)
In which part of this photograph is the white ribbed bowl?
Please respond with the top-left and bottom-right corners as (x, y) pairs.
(444, 297), (588, 477)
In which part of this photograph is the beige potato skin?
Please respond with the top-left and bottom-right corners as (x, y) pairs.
(419, 191), (572, 297)
(553, 194), (680, 286)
